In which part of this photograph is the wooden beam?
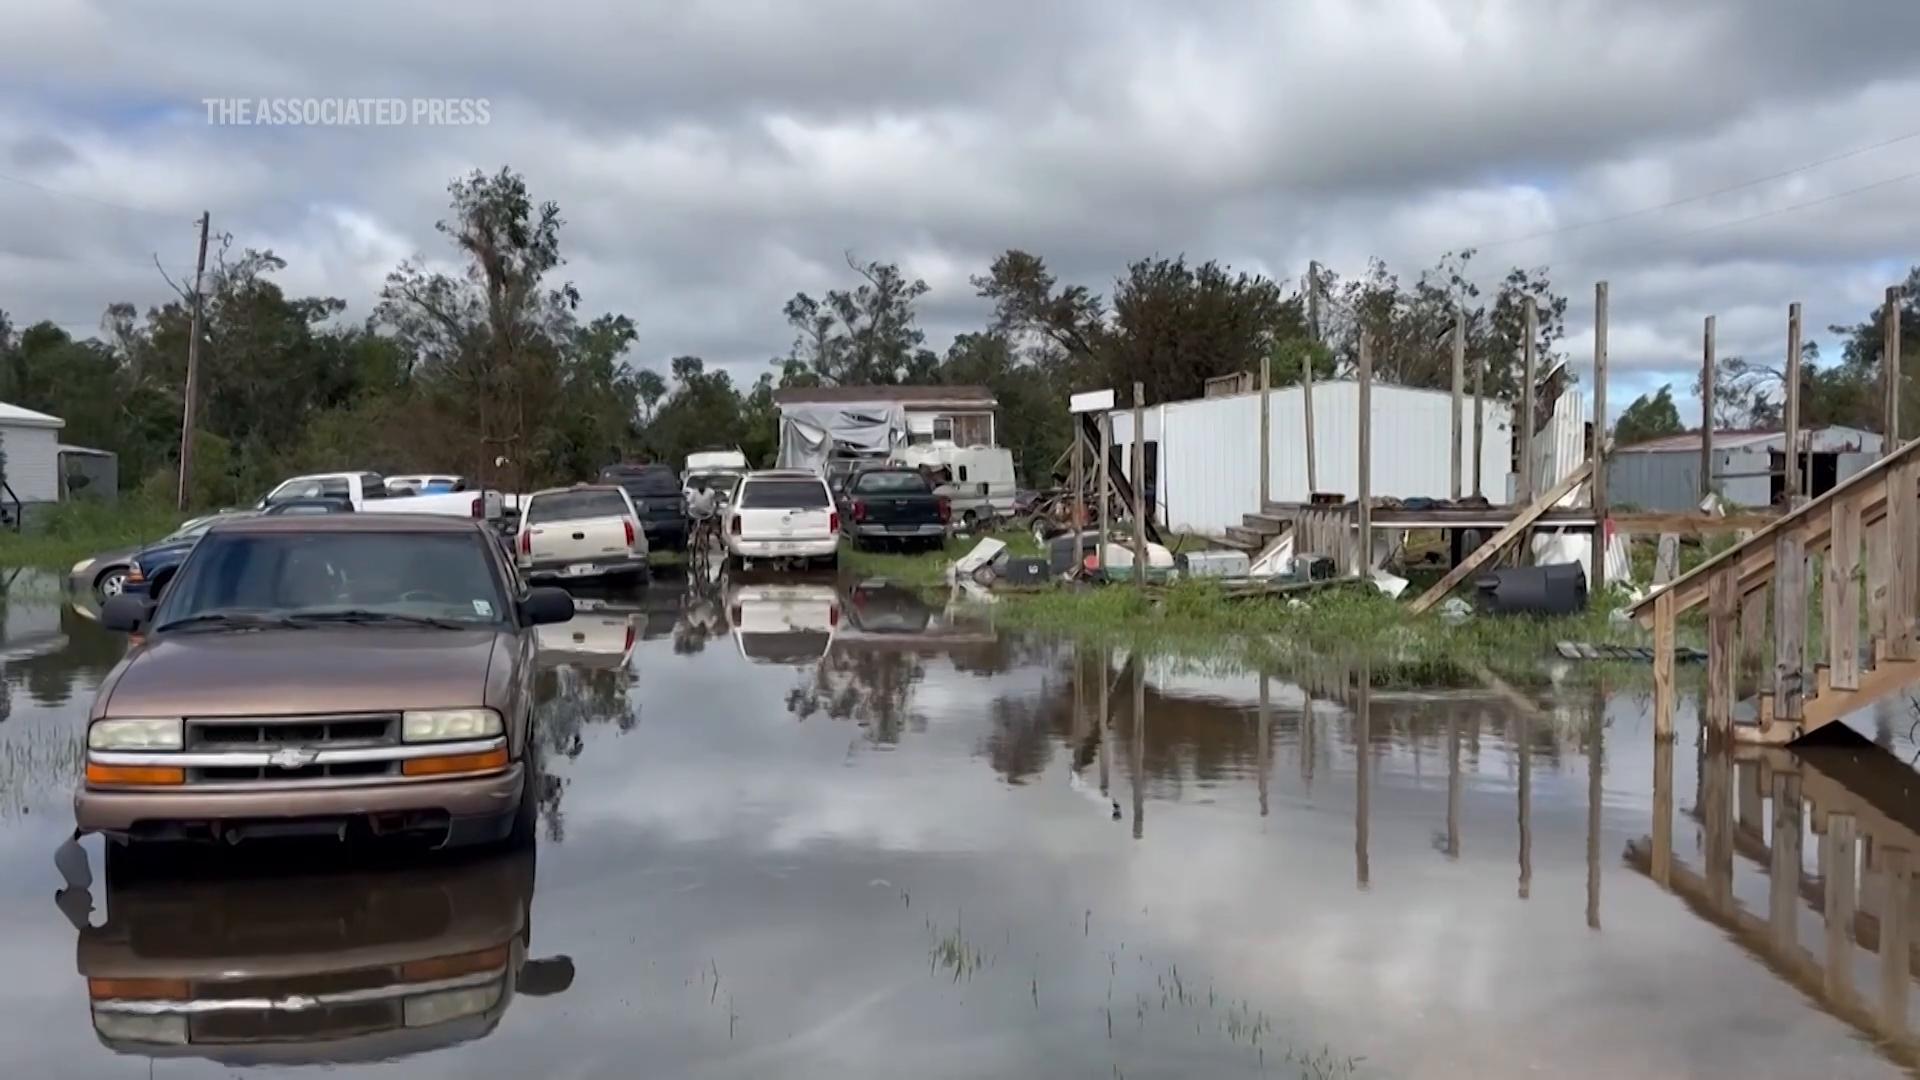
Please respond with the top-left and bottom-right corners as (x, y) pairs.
(1773, 532), (1807, 723)
(1771, 772), (1803, 952)
(1472, 344), (1485, 500)
(1785, 302), (1804, 503)
(1258, 339), (1271, 507)
(1887, 285), (1903, 444)
(1828, 498), (1863, 690)
(1824, 813), (1859, 1001)
(1890, 461), (1917, 659)
(1356, 332), (1373, 577)
(1132, 382), (1146, 588)
(1071, 404), (1084, 536)
(1706, 567), (1736, 738)
(1702, 315), (1717, 499)
(1654, 588), (1675, 741)
(1407, 460), (1593, 614)
(1592, 282), (1609, 594)
(1304, 261), (1320, 496)
(1882, 846), (1912, 1029)
(1520, 296), (1537, 503)
(1451, 308), (1465, 503)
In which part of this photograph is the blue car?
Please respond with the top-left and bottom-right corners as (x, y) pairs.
(124, 497), (354, 599)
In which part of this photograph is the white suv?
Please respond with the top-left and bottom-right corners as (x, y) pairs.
(515, 484), (650, 583)
(724, 471), (839, 570)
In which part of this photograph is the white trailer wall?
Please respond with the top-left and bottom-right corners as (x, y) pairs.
(1109, 382), (1514, 537)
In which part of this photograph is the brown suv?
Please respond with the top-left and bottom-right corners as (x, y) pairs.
(80, 514), (576, 848)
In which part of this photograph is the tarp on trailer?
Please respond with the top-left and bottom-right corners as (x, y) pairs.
(776, 402), (909, 473)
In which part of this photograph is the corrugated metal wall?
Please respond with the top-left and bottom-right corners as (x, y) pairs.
(1107, 382), (1515, 536)
(0, 424), (62, 503)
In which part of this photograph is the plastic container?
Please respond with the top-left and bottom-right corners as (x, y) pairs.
(1473, 562), (1587, 616)
(1183, 549), (1251, 578)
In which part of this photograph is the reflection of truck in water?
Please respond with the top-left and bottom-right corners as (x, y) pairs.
(726, 582), (840, 664)
(72, 846), (571, 1065)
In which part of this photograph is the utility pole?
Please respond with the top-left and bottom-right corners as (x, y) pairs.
(1303, 261), (1320, 497)
(1887, 285), (1904, 446)
(176, 211), (211, 511)
(1591, 281), (1609, 595)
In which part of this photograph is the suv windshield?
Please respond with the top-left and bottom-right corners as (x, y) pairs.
(852, 471), (931, 495)
(529, 490), (631, 524)
(739, 479), (830, 509)
(154, 531), (509, 629)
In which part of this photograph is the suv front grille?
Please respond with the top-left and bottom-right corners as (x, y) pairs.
(186, 714), (399, 751)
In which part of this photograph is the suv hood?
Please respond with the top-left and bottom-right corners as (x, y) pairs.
(101, 627), (504, 718)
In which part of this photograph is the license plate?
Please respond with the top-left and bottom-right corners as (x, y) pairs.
(890, 524), (920, 533)
(564, 563), (595, 577)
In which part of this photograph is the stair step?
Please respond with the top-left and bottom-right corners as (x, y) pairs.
(1221, 527), (1265, 550)
(1241, 513), (1287, 536)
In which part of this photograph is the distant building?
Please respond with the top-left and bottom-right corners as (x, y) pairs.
(1608, 426), (1882, 511)
(771, 385), (999, 470)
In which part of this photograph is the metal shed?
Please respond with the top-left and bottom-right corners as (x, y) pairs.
(1607, 426), (1882, 511)
(1107, 381), (1517, 537)
(0, 402), (65, 508)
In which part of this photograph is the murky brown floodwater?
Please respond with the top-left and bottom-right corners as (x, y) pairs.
(2, 566), (1919, 1077)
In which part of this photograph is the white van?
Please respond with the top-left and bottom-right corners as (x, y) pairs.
(895, 444), (1016, 527)
(684, 448), (750, 506)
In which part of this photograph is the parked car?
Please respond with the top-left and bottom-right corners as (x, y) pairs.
(839, 468), (949, 551)
(80, 514), (577, 849)
(725, 581), (840, 664)
(70, 512), (231, 603)
(724, 470), (840, 570)
(70, 844), (571, 1065)
(513, 485), (649, 585)
(262, 471), (503, 521)
(598, 464), (688, 550)
(124, 498), (355, 601)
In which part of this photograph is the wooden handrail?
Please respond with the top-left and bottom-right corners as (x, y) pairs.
(1629, 434), (1920, 626)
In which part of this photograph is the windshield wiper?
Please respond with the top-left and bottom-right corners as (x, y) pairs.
(286, 609), (475, 630)
(153, 611), (301, 633)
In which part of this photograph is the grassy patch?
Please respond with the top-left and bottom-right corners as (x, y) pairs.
(0, 500), (183, 569)
(843, 529), (1043, 588)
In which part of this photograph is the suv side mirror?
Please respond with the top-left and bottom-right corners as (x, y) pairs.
(100, 594), (154, 634)
(522, 587), (576, 626)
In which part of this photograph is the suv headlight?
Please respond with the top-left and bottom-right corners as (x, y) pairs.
(403, 709), (503, 743)
(87, 718), (183, 751)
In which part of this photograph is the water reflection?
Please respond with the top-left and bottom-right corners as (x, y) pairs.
(1631, 729), (1920, 1067)
(64, 844), (569, 1065)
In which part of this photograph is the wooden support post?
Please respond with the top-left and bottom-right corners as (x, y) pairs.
(1867, 517), (1891, 662)
(1354, 661), (1370, 890)
(1096, 413), (1110, 575)
(1472, 348), (1486, 499)
(1773, 532), (1807, 722)
(1785, 302), (1804, 504)
(1702, 315), (1717, 499)
(1131, 382), (1146, 588)
(1520, 296), (1537, 503)
(1881, 846), (1912, 1028)
(1653, 589), (1675, 740)
(1071, 412), (1085, 535)
(1887, 285), (1903, 444)
(1828, 498), (1863, 690)
(1770, 772), (1803, 952)
(1305, 261), (1320, 496)
(1258, 349), (1271, 506)
(1703, 747), (1734, 907)
(1131, 654), (1146, 840)
(1888, 461), (1917, 659)
(1406, 461), (1594, 613)
(1450, 308), (1465, 502)
(1445, 712), (1460, 859)
(1356, 333), (1373, 577)
(1706, 568), (1736, 738)
(1586, 692), (1602, 930)
(1591, 282), (1609, 594)
(1823, 813), (1859, 1001)
(1739, 581), (1768, 694)
(1737, 760), (1764, 836)
(1651, 738), (1674, 886)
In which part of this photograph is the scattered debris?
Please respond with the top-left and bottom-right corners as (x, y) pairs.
(1555, 641), (1707, 664)
(1437, 597), (1474, 625)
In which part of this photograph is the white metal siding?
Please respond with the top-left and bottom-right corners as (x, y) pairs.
(1106, 382), (1514, 536)
(0, 423), (61, 503)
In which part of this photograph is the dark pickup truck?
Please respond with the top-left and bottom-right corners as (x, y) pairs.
(598, 464), (688, 550)
(840, 469), (949, 551)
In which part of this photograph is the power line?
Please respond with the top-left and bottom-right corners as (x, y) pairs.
(0, 168), (184, 220)
(1663, 166), (1920, 240)
(1474, 126), (1920, 250)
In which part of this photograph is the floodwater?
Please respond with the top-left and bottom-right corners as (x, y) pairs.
(2, 566), (1919, 1077)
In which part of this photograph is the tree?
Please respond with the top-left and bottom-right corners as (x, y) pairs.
(1613, 385), (1685, 445)
(1827, 266), (1919, 438)
(779, 256), (938, 386)
(634, 368), (667, 424)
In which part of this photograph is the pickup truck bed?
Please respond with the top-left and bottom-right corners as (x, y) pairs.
(842, 470), (948, 551)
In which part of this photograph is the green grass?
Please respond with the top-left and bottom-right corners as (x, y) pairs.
(0, 500), (184, 569)
(843, 529), (1043, 588)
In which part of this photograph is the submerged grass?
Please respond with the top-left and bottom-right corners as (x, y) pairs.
(0, 500), (183, 569)
(843, 529), (1042, 588)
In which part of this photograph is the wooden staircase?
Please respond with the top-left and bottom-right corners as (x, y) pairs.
(1632, 436), (1920, 744)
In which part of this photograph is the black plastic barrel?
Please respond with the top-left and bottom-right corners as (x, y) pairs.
(1473, 562), (1588, 616)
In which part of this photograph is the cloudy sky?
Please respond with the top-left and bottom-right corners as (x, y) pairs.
(4, 0), (1918, 421)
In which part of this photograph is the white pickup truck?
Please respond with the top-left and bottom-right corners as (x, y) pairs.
(261, 471), (505, 521)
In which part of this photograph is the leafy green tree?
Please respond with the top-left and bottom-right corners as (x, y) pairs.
(1613, 385), (1685, 445)
(780, 257), (939, 386)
